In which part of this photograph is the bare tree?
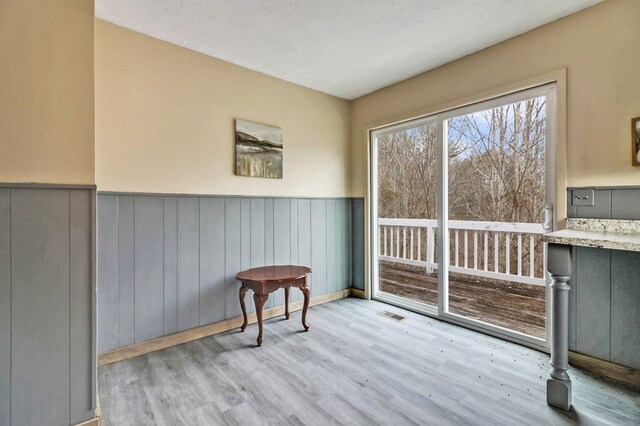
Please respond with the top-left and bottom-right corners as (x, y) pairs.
(377, 97), (547, 277)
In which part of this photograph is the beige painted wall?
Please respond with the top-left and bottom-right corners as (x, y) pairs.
(95, 20), (351, 197)
(0, 0), (95, 184)
(351, 0), (640, 198)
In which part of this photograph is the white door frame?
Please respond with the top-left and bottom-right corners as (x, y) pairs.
(370, 83), (557, 352)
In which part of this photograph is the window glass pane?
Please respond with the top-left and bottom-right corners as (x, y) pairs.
(446, 96), (547, 339)
(376, 123), (438, 307)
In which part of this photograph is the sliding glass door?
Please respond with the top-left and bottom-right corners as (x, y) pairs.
(372, 84), (556, 347)
(372, 118), (440, 313)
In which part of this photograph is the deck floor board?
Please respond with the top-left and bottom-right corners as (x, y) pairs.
(379, 262), (545, 338)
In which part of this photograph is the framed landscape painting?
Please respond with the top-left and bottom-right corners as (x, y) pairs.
(235, 119), (283, 178)
(633, 117), (640, 166)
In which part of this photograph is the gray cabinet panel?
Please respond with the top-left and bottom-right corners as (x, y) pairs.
(134, 197), (164, 342)
(199, 198), (225, 325)
(177, 198), (200, 331)
(568, 247), (577, 352)
(97, 195), (119, 351)
(0, 189), (10, 426)
(163, 197), (178, 335)
(69, 190), (95, 424)
(575, 247), (611, 360)
(117, 196), (134, 347)
(311, 199), (327, 297)
(225, 198), (242, 319)
(611, 250), (640, 369)
(11, 189), (70, 425)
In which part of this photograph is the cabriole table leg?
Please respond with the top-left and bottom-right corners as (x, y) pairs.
(239, 285), (249, 332)
(284, 287), (290, 320)
(253, 293), (269, 347)
(300, 284), (310, 331)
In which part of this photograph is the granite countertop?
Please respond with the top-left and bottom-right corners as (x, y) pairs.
(542, 219), (640, 252)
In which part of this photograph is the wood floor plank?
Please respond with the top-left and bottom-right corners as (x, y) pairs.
(99, 298), (640, 426)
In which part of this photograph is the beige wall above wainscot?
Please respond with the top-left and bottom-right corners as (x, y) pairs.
(95, 19), (351, 197)
(0, 0), (95, 184)
(350, 0), (640, 198)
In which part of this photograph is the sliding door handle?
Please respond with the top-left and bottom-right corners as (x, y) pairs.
(541, 204), (553, 232)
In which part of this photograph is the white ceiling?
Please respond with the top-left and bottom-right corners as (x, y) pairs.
(96, 0), (602, 100)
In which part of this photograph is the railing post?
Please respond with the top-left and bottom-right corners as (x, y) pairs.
(426, 226), (435, 274)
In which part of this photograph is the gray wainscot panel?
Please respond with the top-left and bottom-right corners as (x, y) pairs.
(2, 185), (96, 425)
(310, 199), (327, 297)
(117, 196), (135, 347)
(225, 198), (243, 319)
(97, 194), (361, 352)
(177, 197), (200, 331)
(199, 198), (225, 325)
(611, 188), (640, 220)
(272, 198), (291, 307)
(264, 198), (275, 308)
(163, 197), (179, 335)
(240, 198), (253, 311)
(0, 189), (10, 426)
(289, 199), (300, 303)
(11, 189), (71, 426)
(567, 186), (640, 220)
(134, 196), (165, 342)
(69, 190), (95, 424)
(351, 198), (365, 291)
(298, 199), (312, 302)
(97, 195), (118, 352)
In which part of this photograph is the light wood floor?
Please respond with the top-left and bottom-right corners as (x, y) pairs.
(98, 298), (640, 425)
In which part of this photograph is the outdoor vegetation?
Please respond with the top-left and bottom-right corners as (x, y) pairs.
(377, 96), (546, 223)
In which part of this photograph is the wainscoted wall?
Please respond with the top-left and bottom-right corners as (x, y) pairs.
(97, 193), (364, 352)
(566, 187), (640, 220)
(0, 185), (96, 426)
(566, 187), (640, 369)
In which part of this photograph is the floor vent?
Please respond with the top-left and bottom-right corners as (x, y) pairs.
(378, 311), (406, 321)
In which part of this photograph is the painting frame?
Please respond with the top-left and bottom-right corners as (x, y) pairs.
(633, 117), (640, 166)
(234, 118), (283, 179)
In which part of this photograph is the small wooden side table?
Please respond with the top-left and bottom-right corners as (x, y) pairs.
(236, 265), (312, 346)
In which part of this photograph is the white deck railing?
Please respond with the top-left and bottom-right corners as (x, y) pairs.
(378, 218), (546, 286)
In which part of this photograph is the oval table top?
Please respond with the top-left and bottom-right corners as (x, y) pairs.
(236, 265), (311, 284)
